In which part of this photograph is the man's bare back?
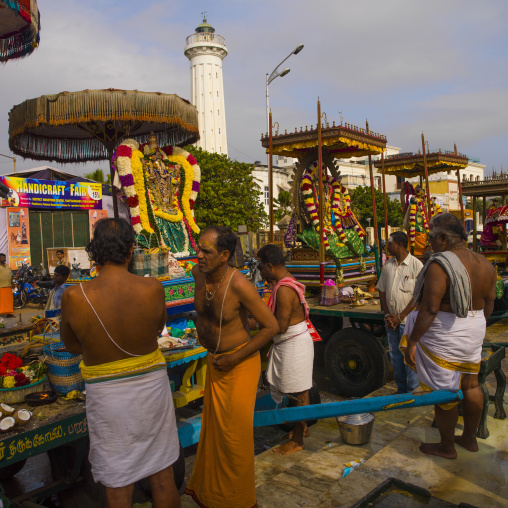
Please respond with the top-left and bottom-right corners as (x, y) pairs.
(430, 249), (496, 314)
(274, 285), (306, 332)
(61, 270), (166, 365)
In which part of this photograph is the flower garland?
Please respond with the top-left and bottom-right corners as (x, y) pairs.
(113, 140), (201, 248)
(160, 146), (200, 234)
(431, 198), (442, 217)
(408, 197), (429, 247)
(301, 161), (365, 251)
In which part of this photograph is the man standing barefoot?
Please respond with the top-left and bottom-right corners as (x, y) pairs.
(185, 226), (279, 508)
(256, 244), (314, 455)
(61, 219), (180, 508)
(403, 213), (496, 459)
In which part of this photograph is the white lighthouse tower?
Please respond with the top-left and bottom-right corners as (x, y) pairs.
(184, 15), (228, 155)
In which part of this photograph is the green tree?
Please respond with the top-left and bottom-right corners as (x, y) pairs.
(184, 146), (268, 232)
(273, 190), (292, 222)
(350, 186), (403, 230)
(84, 168), (111, 185)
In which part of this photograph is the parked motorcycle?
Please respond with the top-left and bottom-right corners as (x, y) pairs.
(13, 261), (51, 310)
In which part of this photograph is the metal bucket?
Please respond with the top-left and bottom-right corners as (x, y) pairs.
(336, 412), (375, 445)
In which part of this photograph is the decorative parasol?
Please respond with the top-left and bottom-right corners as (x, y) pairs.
(374, 150), (468, 178)
(8, 88), (199, 216)
(485, 206), (508, 226)
(0, 0), (40, 63)
(261, 121), (386, 159)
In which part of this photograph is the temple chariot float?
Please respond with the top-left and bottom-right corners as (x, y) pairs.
(375, 143), (469, 257)
(261, 118), (387, 288)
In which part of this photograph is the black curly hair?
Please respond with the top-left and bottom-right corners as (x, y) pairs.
(86, 218), (135, 266)
(257, 244), (285, 267)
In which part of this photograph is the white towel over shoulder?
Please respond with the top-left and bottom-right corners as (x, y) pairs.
(266, 320), (314, 403)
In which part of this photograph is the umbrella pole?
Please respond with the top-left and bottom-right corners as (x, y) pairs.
(421, 133), (432, 222)
(473, 196), (477, 252)
(106, 145), (119, 219)
(457, 169), (465, 227)
(366, 121), (379, 256)
(503, 195), (507, 251)
(317, 100), (325, 286)
(381, 152), (389, 255)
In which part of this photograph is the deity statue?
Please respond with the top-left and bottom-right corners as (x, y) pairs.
(113, 134), (201, 256)
(298, 160), (366, 261)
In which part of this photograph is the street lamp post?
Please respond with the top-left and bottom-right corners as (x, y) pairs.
(266, 43), (304, 242)
(0, 153), (16, 173)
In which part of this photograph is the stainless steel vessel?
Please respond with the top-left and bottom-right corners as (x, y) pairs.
(336, 412), (375, 445)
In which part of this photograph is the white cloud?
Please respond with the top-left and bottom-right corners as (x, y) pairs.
(1, 0), (508, 176)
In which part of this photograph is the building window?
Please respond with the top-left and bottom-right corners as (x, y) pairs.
(396, 175), (405, 190)
(264, 186), (270, 205)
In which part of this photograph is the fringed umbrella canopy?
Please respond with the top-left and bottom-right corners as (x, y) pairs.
(0, 0), (40, 63)
(374, 151), (469, 178)
(8, 88), (199, 163)
(260, 122), (387, 160)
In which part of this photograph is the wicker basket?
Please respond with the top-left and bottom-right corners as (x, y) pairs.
(43, 342), (84, 394)
(0, 376), (47, 404)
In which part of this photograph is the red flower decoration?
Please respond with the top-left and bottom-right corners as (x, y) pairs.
(187, 154), (197, 165)
(131, 216), (141, 226)
(127, 196), (139, 208)
(14, 372), (30, 387)
(178, 288), (184, 294)
(162, 146), (173, 156)
(0, 353), (23, 370)
(116, 145), (132, 158)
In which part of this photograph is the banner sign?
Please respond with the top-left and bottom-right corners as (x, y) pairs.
(0, 176), (102, 210)
(6, 207), (31, 269)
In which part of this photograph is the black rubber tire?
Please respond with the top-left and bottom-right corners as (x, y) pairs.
(308, 314), (343, 343)
(278, 385), (322, 432)
(325, 328), (389, 397)
(353, 320), (386, 337)
(138, 443), (185, 496)
(13, 290), (27, 309)
(0, 458), (27, 480)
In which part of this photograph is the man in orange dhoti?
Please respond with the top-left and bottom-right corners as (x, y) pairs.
(185, 226), (279, 508)
(0, 254), (14, 317)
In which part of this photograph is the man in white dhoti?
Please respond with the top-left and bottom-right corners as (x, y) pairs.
(61, 219), (180, 507)
(256, 244), (314, 455)
(402, 213), (496, 459)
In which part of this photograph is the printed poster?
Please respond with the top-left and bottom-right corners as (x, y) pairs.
(89, 209), (108, 238)
(6, 207), (30, 269)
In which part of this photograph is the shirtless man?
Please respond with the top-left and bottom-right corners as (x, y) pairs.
(404, 213), (496, 459)
(61, 218), (180, 508)
(256, 243), (314, 455)
(184, 226), (279, 508)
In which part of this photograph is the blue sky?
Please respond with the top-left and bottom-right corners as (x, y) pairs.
(1, 0), (508, 176)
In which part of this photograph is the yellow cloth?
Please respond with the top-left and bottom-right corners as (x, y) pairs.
(185, 344), (261, 508)
(79, 349), (166, 382)
(0, 265), (12, 288)
(400, 310), (484, 410)
(0, 287), (13, 314)
(413, 232), (428, 257)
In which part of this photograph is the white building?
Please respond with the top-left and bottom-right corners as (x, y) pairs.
(184, 17), (228, 155)
(251, 158), (294, 219)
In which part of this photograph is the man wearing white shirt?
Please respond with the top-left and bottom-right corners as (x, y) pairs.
(376, 231), (423, 393)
